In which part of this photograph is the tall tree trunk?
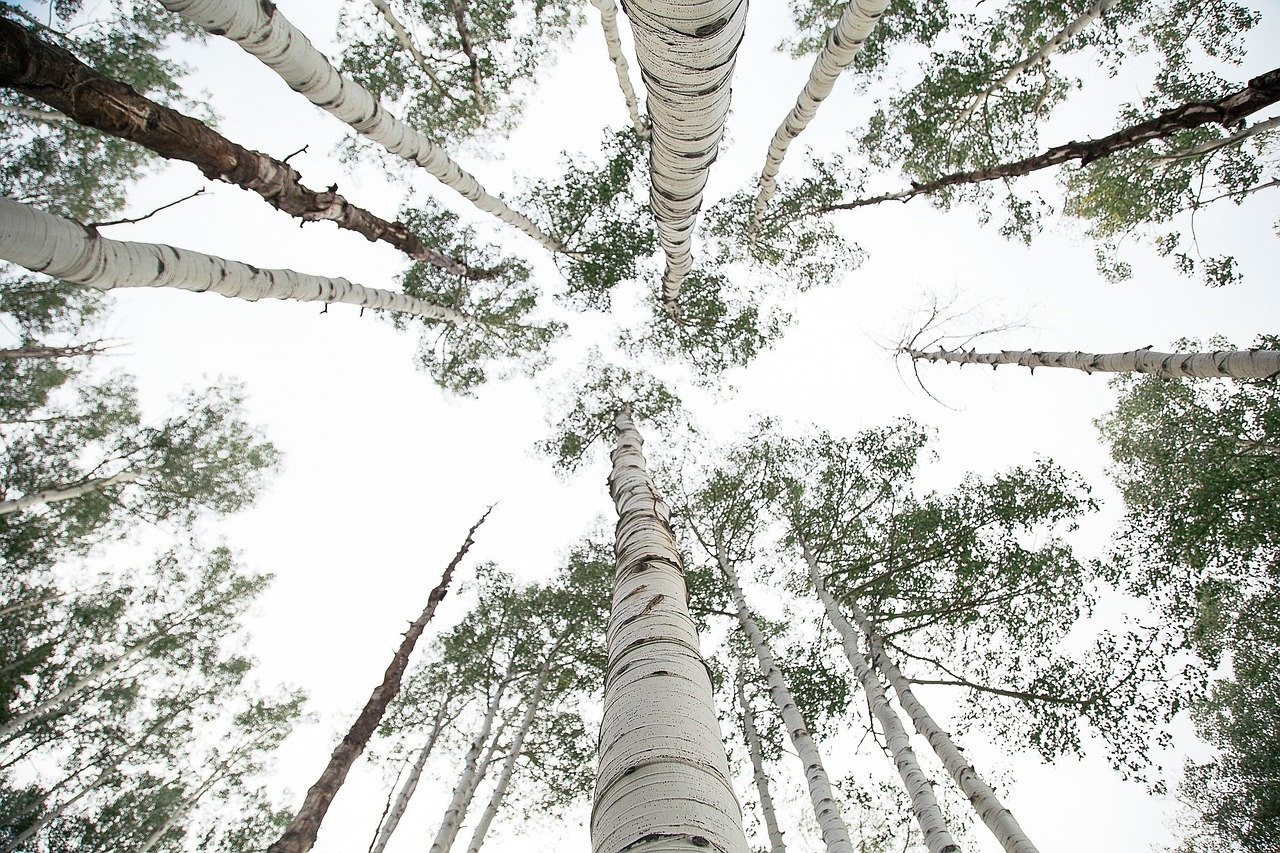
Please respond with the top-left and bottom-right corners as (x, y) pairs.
(593, 405), (749, 853)
(0, 469), (144, 517)
(620, 0), (747, 316)
(734, 669), (787, 853)
(155, 0), (562, 254)
(368, 701), (453, 853)
(587, 0), (647, 139)
(861, 623), (1039, 853)
(749, 0), (889, 238)
(0, 19), (493, 280)
(800, 541), (960, 853)
(715, 540), (853, 853)
(430, 676), (513, 853)
(810, 67), (1280, 215)
(267, 508), (489, 853)
(464, 639), (563, 853)
(0, 196), (471, 322)
(902, 345), (1280, 380)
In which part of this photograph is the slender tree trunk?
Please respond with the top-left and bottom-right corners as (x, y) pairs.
(430, 676), (512, 853)
(620, 0), (747, 316)
(800, 541), (960, 853)
(862, 627), (1038, 853)
(0, 19), (493, 280)
(811, 67), (1280, 215)
(449, 0), (486, 113)
(368, 0), (445, 95)
(0, 342), (105, 360)
(368, 702), (452, 853)
(0, 469), (143, 517)
(716, 541), (854, 853)
(954, 0), (1122, 125)
(464, 641), (562, 853)
(749, 0), (889, 237)
(734, 670), (787, 853)
(902, 345), (1280, 380)
(155, 0), (561, 253)
(593, 405), (749, 853)
(135, 761), (233, 853)
(0, 102), (68, 122)
(267, 508), (489, 853)
(0, 196), (470, 322)
(0, 591), (65, 619)
(588, 0), (647, 139)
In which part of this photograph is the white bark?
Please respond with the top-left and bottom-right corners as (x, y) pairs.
(368, 704), (450, 853)
(904, 345), (1280, 379)
(716, 543), (853, 853)
(734, 670), (786, 853)
(0, 196), (468, 321)
(429, 677), (511, 853)
(368, 0), (445, 95)
(464, 648), (559, 853)
(801, 542), (960, 853)
(0, 469), (144, 517)
(588, 0), (648, 139)
(155, 0), (561, 253)
(0, 103), (71, 122)
(1150, 114), (1280, 165)
(954, 0), (1122, 126)
(594, 406), (749, 853)
(863, 630), (1038, 853)
(621, 0), (747, 315)
(749, 0), (890, 237)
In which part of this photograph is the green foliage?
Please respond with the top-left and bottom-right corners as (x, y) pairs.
(391, 200), (565, 395)
(779, 0), (952, 77)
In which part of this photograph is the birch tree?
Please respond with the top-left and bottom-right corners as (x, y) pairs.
(902, 343), (1280, 380)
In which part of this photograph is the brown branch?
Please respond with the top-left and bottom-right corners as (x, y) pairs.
(450, 0), (486, 114)
(266, 505), (494, 853)
(0, 341), (109, 360)
(0, 19), (500, 280)
(87, 188), (205, 228)
(811, 66), (1280, 217)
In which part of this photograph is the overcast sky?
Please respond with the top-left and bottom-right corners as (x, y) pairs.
(27, 0), (1280, 850)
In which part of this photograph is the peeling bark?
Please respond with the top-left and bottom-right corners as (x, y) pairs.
(593, 405), (749, 853)
(267, 508), (490, 853)
(903, 345), (1280, 379)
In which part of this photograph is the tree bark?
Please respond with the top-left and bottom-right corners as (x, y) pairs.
(588, 0), (647, 139)
(0, 342), (105, 360)
(734, 670), (787, 853)
(429, 676), (512, 853)
(267, 508), (489, 853)
(749, 0), (889, 237)
(0, 19), (494, 280)
(0, 469), (144, 517)
(716, 541), (854, 853)
(369, 0), (445, 95)
(593, 405), (749, 853)
(902, 345), (1280, 380)
(814, 67), (1280, 214)
(620, 0), (747, 316)
(368, 702), (452, 853)
(155, 0), (562, 254)
(0, 196), (471, 322)
(800, 541), (960, 853)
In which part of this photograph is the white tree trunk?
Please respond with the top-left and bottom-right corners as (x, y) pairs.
(155, 0), (560, 253)
(588, 0), (648, 139)
(749, 0), (890, 236)
(0, 469), (144, 517)
(862, 627), (1039, 853)
(368, 0), (445, 94)
(801, 542), (960, 853)
(429, 677), (511, 853)
(0, 196), (467, 321)
(716, 543), (853, 853)
(368, 704), (451, 853)
(464, 647), (559, 853)
(620, 0), (747, 315)
(594, 406), (749, 853)
(903, 345), (1280, 379)
(0, 103), (70, 122)
(734, 670), (787, 853)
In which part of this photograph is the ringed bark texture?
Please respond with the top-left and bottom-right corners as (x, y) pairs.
(0, 197), (467, 321)
(594, 406), (749, 853)
(266, 509), (489, 853)
(904, 346), (1280, 379)
(156, 0), (561, 253)
(620, 0), (747, 316)
(589, 0), (648, 139)
(0, 19), (492, 279)
(749, 0), (889, 235)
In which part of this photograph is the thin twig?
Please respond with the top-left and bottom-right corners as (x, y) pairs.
(88, 189), (206, 229)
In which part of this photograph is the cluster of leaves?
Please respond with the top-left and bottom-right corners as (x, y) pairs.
(779, 0), (951, 78)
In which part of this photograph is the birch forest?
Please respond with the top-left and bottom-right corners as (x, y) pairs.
(0, 0), (1277, 851)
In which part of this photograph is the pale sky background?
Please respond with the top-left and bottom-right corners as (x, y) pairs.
(15, 0), (1280, 850)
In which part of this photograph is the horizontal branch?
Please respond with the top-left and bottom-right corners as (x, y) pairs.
(903, 345), (1280, 380)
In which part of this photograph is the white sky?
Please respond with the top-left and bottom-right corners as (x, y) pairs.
(17, 0), (1280, 850)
